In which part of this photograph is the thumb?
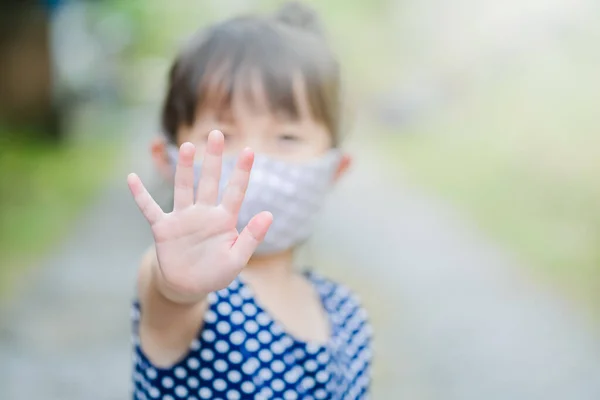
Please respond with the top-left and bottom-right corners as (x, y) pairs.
(231, 211), (273, 265)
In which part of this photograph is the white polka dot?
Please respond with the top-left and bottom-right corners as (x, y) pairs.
(141, 378), (151, 391)
(149, 387), (160, 398)
(207, 292), (217, 304)
(228, 351), (243, 364)
(257, 330), (272, 344)
(145, 367), (157, 380)
(258, 349), (273, 363)
(256, 312), (270, 326)
(259, 387), (274, 399)
(283, 368), (301, 384)
(270, 323), (283, 335)
(305, 359), (318, 372)
(317, 352), (330, 364)
(280, 336), (293, 348)
(162, 377), (174, 388)
(242, 358), (259, 374)
(230, 310), (245, 325)
(245, 338), (260, 352)
(316, 370), (330, 383)
(270, 341), (285, 355)
(216, 321), (231, 335)
(241, 381), (256, 394)
(213, 378), (227, 392)
(201, 349), (214, 361)
(284, 353), (295, 364)
(259, 368), (273, 381)
(226, 389), (241, 400)
(174, 385), (188, 398)
(187, 357), (200, 369)
(202, 329), (216, 342)
(217, 302), (232, 316)
(229, 294), (243, 307)
(230, 330), (246, 345)
(227, 370), (242, 383)
(239, 285), (252, 299)
(174, 367), (187, 379)
(306, 343), (320, 355)
(198, 387), (212, 399)
(204, 310), (217, 323)
(244, 320), (259, 334)
(163, 395), (174, 400)
(187, 377), (199, 388)
(215, 340), (230, 353)
(284, 390), (298, 400)
(200, 368), (213, 380)
(271, 359), (285, 373)
(217, 287), (230, 297)
(293, 348), (305, 359)
(242, 303), (257, 316)
(302, 376), (315, 390)
(271, 378), (285, 392)
(214, 359), (228, 372)
(315, 389), (327, 399)
(190, 339), (201, 350)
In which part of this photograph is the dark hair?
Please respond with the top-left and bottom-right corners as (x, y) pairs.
(161, 2), (341, 145)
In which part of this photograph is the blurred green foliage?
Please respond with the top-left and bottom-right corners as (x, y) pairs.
(0, 130), (119, 297)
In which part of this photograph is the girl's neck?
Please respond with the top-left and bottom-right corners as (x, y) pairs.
(242, 249), (296, 283)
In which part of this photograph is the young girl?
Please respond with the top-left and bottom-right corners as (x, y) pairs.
(127, 3), (373, 399)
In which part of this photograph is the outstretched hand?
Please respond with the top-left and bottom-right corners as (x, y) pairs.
(127, 130), (272, 303)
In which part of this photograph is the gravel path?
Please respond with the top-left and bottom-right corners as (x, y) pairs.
(310, 135), (600, 399)
(0, 107), (158, 400)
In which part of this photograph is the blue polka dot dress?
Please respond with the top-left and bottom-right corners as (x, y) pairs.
(132, 271), (373, 400)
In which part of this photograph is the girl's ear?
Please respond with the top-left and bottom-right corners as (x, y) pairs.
(150, 136), (173, 181)
(333, 153), (352, 182)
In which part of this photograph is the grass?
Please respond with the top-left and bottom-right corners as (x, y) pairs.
(0, 134), (121, 299)
(379, 44), (600, 312)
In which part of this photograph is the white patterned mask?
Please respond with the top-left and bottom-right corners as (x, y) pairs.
(168, 147), (341, 255)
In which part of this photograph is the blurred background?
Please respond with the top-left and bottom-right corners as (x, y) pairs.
(1, 0), (600, 399)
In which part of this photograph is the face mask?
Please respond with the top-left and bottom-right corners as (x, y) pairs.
(167, 146), (341, 255)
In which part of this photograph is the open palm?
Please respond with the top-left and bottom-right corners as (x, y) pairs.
(127, 130), (272, 303)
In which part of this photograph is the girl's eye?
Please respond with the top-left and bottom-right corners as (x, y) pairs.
(278, 133), (300, 142)
(220, 131), (234, 141)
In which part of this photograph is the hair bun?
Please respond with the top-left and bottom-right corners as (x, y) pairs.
(274, 1), (324, 36)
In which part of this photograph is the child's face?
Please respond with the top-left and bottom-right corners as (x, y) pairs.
(152, 78), (351, 179)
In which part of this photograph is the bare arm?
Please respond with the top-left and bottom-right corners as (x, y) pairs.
(137, 246), (208, 367)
